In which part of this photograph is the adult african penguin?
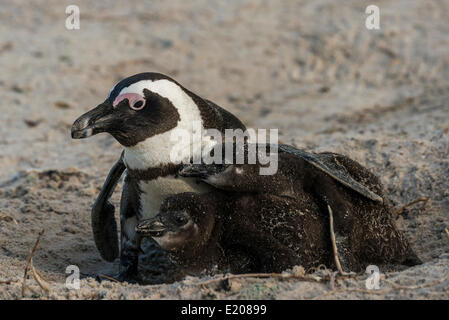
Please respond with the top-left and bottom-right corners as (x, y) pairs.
(72, 72), (245, 281)
(72, 72), (420, 282)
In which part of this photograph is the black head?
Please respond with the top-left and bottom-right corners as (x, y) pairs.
(135, 193), (218, 252)
(136, 210), (191, 237)
(71, 73), (182, 147)
(135, 210), (197, 252)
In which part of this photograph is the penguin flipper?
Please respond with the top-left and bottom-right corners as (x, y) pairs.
(279, 144), (383, 203)
(179, 143), (384, 203)
(91, 152), (125, 262)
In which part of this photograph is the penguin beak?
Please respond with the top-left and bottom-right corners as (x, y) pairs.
(71, 102), (114, 139)
(135, 218), (168, 237)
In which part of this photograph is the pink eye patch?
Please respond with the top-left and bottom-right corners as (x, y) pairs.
(113, 93), (145, 110)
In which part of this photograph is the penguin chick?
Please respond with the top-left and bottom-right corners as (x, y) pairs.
(136, 192), (227, 275)
(178, 144), (422, 272)
(137, 188), (421, 276)
(136, 142), (422, 275)
(135, 191), (332, 274)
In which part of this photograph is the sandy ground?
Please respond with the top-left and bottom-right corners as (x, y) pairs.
(0, 0), (448, 299)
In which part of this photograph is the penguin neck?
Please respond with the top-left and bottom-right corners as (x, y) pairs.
(123, 124), (216, 170)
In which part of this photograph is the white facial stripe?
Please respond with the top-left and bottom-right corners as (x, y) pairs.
(121, 79), (213, 169)
(119, 79), (200, 127)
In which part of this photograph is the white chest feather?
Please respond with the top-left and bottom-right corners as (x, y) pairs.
(138, 176), (212, 219)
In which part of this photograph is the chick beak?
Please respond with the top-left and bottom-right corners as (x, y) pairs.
(71, 102), (114, 139)
(135, 219), (167, 237)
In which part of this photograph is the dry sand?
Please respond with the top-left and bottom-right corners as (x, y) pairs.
(0, 0), (448, 299)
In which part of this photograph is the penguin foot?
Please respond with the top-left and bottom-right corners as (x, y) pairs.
(115, 269), (139, 283)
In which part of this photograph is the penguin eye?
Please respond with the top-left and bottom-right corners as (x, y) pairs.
(175, 215), (187, 225)
(130, 99), (145, 111)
